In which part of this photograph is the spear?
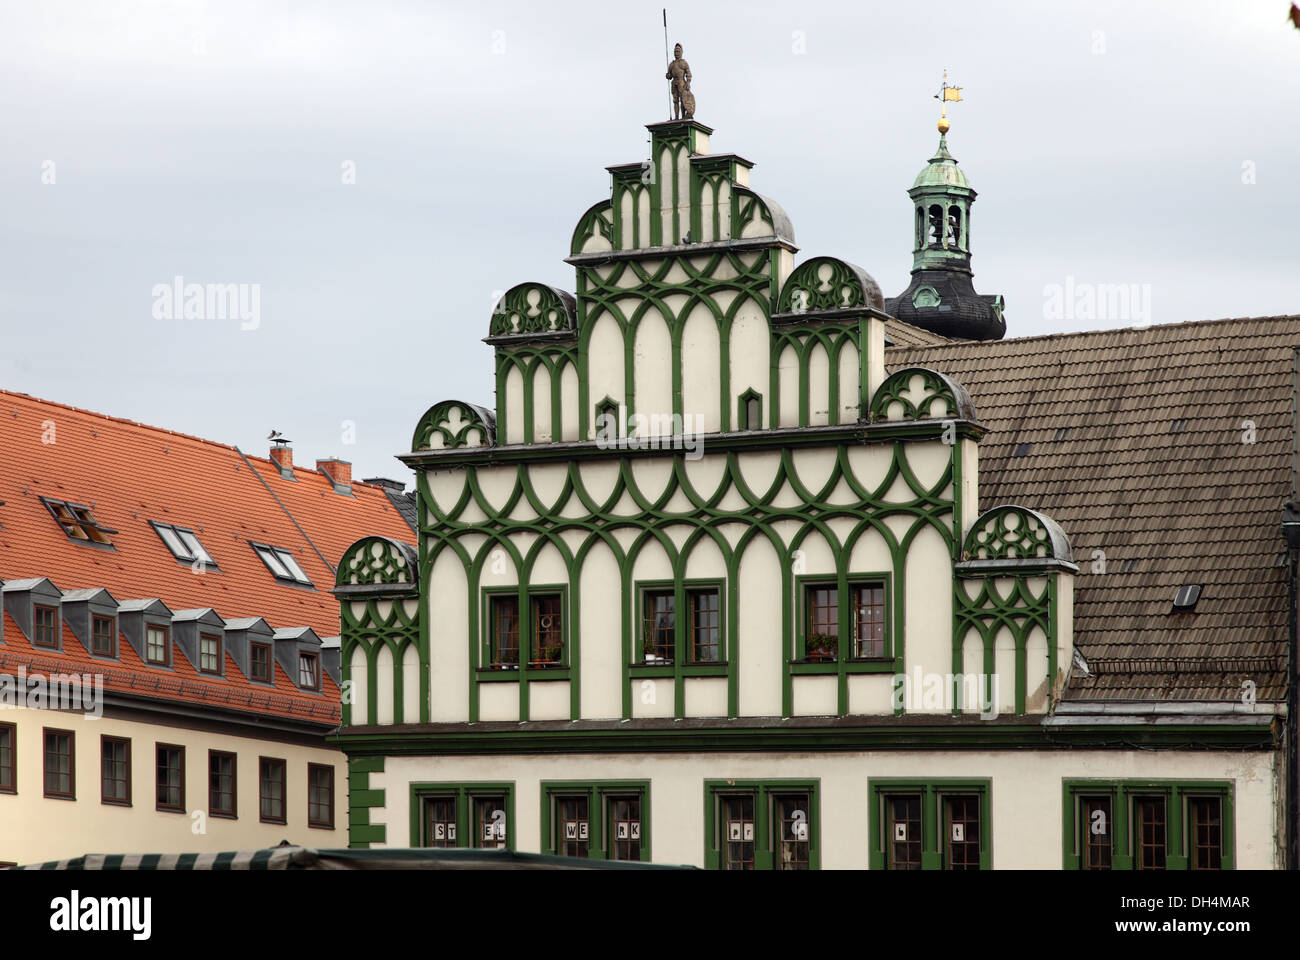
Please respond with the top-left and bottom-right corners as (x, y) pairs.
(663, 9), (671, 117)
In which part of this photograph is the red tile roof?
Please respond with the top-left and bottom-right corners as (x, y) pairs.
(0, 389), (413, 637)
(0, 614), (341, 724)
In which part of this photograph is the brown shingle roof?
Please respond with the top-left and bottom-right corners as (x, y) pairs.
(887, 315), (1300, 702)
(883, 317), (952, 347)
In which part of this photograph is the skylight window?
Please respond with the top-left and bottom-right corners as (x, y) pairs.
(151, 522), (216, 567)
(41, 498), (116, 545)
(1173, 584), (1201, 610)
(251, 542), (313, 587)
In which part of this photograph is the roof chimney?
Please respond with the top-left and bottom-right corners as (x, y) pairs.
(269, 441), (294, 479)
(317, 458), (352, 494)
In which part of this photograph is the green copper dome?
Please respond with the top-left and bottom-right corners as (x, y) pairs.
(912, 135), (970, 190)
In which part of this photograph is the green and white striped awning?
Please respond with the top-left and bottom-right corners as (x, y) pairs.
(11, 846), (693, 870)
(13, 846), (310, 870)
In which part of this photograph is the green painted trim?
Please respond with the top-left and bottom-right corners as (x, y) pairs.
(952, 571), (1056, 715)
(346, 755), (385, 849)
(1060, 779), (1236, 870)
(703, 779), (820, 870)
(538, 780), (652, 861)
(408, 781), (516, 850)
(867, 778), (991, 870)
(400, 420), (985, 470)
(330, 720), (1277, 756)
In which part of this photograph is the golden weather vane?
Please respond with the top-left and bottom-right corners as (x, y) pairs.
(934, 69), (963, 134)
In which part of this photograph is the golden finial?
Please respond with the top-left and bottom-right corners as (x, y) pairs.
(934, 68), (963, 134)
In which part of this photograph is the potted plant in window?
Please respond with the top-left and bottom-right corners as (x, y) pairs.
(806, 634), (838, 661)
(543, 642), (563, 664)
(642, 638), (666, 663)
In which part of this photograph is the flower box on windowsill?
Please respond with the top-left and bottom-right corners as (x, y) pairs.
(805, 634), (839, 661)
(489, 662), (519, 671)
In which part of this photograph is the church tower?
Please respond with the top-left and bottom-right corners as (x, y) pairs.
(885, 74), (1005, 341)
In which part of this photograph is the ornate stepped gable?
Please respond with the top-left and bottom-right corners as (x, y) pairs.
(339, 111), (1076, 730)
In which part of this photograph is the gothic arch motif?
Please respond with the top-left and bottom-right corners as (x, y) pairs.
(412, 400), (496, 451)
(869, 367), (976, 423)
(776, 256), (884, 316)
(336, 536), (419, 589)
(488, 283), (577, 338)
(961, 505), (1073, 565)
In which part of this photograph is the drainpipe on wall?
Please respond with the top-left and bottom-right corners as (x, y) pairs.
(1286, 347), (1300, 870)
(1283, 500), (1300, 871)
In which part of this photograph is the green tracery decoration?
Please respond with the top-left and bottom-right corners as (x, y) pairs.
(411, 401), (495, 451)
(951, 505), (1074, 714)
(336, 536), (418, 588)
(963, 505), (1058, 562)
(488, 283), (575, 337)
(339, 591), (420, 728)
(869, 367), (969, 423)
(414, 433), (960, 724)
(777, 257), (871, 314)
(952, 574), (1056, 715)
(571, 200), (614, 256)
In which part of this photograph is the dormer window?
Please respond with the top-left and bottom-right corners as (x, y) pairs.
(250, 542), (313, 587)
(299, 652), (320, 691)
(199, 633), (222, 674)
(33, 605), (59, 649)
(250, 642), (273, 683)
(145, 624), (170, 666)
(91, 615), (116, 657)
(41, 498), (115, 546)
(151, 522), (216, 568)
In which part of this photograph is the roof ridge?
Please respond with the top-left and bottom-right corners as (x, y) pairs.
(886, 314), (1300, 351)
(0, 388), (240, 453)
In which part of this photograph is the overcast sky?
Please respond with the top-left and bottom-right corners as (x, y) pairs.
(2, 0), (1296, 485)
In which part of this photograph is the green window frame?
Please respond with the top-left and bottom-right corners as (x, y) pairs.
(704, 780), (819, 870)
(792, 573), (894, 679)
(539, 781), (651, 861)
(594, 396), (622, 440)
(868, 779), (991, 870)
(410, 782), (515, 850)
(1062, 780), (1235, 871)
(479, 585), (569, 679)
(632, 579), (727, 672)
(737, 389), (763, 431)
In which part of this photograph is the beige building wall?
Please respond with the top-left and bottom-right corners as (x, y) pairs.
(0, 709), (343, 865)
(375, 748), (1278, 869)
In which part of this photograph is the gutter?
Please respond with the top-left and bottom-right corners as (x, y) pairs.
(1053, 701), (1286, 717)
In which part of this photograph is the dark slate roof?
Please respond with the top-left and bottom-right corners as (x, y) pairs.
(887, 315), (1300, 702)
(381, 486), (418, 533)
(885, 269), (1006, 341)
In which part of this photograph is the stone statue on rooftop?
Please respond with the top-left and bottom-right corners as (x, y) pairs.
(666, 43), (694, 120)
